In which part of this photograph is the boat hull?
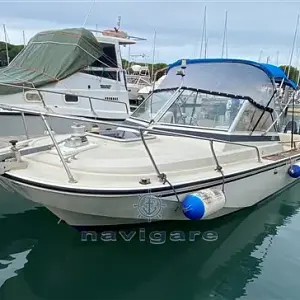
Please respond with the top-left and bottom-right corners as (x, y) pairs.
(0, 158), (297, 227)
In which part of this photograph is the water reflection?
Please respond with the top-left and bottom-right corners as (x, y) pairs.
(0, 183), (300, 300)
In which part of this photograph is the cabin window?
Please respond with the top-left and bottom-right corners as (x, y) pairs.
(158, 90), (242, 130)
(24, 91), (42, 102)
(92, 44), (118, 68)
(65, 94), (78, 102)
(81, 44), (119, 81)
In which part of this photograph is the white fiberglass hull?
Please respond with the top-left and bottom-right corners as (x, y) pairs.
(1, 158), (297, 227)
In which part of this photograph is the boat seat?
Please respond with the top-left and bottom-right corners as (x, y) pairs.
(284, 121), (298, 134)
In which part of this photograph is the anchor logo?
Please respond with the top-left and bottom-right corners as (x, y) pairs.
(134, 191), (166, 222)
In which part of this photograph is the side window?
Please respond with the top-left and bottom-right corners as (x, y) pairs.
(65, 94), (78, 102)
(234, 104), (276, 132)
(24, 91), (42, 102)
(80, 44), (120, 81)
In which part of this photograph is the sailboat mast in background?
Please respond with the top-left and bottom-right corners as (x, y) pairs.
(221, 10), (228, 58)
(199, 6), (207, 58)
(2, 25), (9, 65)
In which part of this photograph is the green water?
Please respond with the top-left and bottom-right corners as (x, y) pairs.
(1, 184), (300, 300)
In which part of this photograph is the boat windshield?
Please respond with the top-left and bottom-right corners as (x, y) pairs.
(157, 89), (243, 130)
(157, 88), (278, 133)
(130, 89), (176, 122)
(132, 86), (278, 133)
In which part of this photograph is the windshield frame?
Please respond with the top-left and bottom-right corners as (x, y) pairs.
(130, 85), (277, 135)
(129, 86), (184, 124)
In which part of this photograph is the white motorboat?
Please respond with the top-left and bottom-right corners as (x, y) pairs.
(126, 63), (152, 110)
(0, 27), (145, 135)
(137, 74), (166, 103)
(0, 58), (299, 228)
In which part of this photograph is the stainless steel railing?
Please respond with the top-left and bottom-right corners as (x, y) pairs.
(0, 82), (130, 115)
(0, 103), (263, 184)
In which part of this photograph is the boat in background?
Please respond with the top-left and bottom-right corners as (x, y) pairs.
(0, 27), (146, 135)
(125, 61), (152, 110)
(136, 74), (166, 105)
(0, 58), (299, 227)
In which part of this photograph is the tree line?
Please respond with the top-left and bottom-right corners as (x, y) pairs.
(0, 42), (24, 66)
(279, 65), (299, 84)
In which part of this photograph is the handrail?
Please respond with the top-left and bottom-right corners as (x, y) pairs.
(0, 82), (129, 115)
(40, 115), (77, 183)
(148, 127), (262, 163)
(0, 103), (263, 162)
(0, 104), (265, 183)
(21, 112), (29, 139)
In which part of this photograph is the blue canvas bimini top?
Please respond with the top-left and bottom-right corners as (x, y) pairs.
(168, 58), (297, 89)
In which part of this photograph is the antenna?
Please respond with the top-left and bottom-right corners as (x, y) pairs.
(3, 24), (9, 65)
(221, 10), (228, 58)
(199, 6), (207, 58)
(116, 16), (121, 30)
(287, 14), (299, 79)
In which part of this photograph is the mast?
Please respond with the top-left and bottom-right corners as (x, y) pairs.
(225, 13), (228, 58)
(22, 30), (26, 47)
(127, 45), (131, 69)
(296, 49), (300, 86)
(221, 10), (228, 58)
(204, 37), (208, 58)
(286, 14), (300, 149)
(82, 0), (96, 27)
(3, 24), (9, 65)
(258, 50), (263, 62)
(151, 30), (157, 81)
(199, 5), (207, 58)
(287, 14), (299, 79)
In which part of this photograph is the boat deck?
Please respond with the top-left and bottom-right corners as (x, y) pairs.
(0, 132), (281, 190)
(263, 147), (300, 161)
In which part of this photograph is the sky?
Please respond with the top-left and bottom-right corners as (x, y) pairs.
(0, 0), (300, 66)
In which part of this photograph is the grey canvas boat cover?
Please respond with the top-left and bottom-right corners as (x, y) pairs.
(0, 27), (103, 95)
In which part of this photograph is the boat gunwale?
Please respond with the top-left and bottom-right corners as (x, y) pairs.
(2, 150), (300, 196)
